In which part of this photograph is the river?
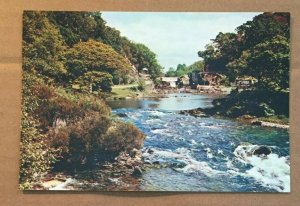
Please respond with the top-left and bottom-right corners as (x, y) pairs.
(107, 93), (290, 192)
(50, 93), (290, 192)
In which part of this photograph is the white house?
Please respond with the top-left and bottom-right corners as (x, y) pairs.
(160, 77), (178, 87)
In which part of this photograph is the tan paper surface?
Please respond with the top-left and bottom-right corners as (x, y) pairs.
(0, 0), (299, 205)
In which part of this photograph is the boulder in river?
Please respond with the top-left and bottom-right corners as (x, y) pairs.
(253, 146), (272, 156)
(146, 148), (154, 154)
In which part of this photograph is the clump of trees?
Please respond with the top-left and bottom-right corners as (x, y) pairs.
(165, 61), (204, 77)
(198, 12), (290, 118)
(20, 11), (154, 189)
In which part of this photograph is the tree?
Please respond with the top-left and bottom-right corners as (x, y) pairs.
(23, 11), (67, 83)
(236, 12), (290, 49)
(198, 32), (240, 74)
(48, 11), (100, 46)
(131, 43), (163, 80)
(165, 67), (176, 77)
(75, 71), (113, 92)
(187, 60), (204, 72)
(66, 40), (133, 81)
(228, 35), (289, 91)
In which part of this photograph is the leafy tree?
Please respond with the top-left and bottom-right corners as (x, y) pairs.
(165, 67), (176, 77)
(236, 12), (290, 49)
(165, 61), (204, 77)
(23, 11), (67, 83)
(75, 71), (113, 92)
(187, 60), (204, 72)
(66, 40), (133, 81)
(48, 11), (103, 46)
(198, 32), (240, 74)
(228, 35), (289, 91)
(131, 43), (163, 79)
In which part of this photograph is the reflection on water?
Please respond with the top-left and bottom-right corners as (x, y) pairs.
(107, 93), (219, 111)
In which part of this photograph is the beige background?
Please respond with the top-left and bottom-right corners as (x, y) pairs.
(0, 0), (299, 205)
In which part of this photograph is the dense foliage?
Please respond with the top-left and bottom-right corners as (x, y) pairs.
(204, 89), (289, 118)
(198, 12), (290, 91)
(198, 12), (290, 118)
(165, 61), (204, 77)
(20, 11), (150, 189)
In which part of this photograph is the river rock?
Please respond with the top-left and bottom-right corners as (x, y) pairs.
(251, 121), (262, 126)
(116, 113), (128, 117)
(146, 148), (154, 154)
(170, 162), (187, 169)
(153, 160), (160, 165)
(253, 146), (272, 156)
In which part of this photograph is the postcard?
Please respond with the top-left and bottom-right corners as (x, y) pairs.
(20, 11), (290, 192)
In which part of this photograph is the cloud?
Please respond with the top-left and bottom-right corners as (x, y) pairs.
(102, 12), (261, 70)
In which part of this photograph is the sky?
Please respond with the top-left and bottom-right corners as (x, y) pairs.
(102, 12), (261, 71)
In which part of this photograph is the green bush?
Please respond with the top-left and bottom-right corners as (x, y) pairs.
(101, 121), (145, 154)
(49, 113), (145, 168)
(19, 112), (58, 189)
(20, 71), (145, 187)
(137, 80), (146, 91)
(32, 84), (110, 130)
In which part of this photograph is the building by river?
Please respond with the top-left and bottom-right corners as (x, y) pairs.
(160, 77), (179, 87)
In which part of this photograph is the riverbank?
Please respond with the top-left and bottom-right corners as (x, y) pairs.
(31, 147), (175, 191)
(105, 84), (230, 101)
(180, 108), (289, 129)
(31, 149), (145, 191)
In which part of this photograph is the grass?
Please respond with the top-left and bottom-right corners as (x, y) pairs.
(258, 115), (289, 125)
(106, 86), (141, 100)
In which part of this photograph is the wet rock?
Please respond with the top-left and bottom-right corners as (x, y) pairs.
(153, 161), (160, 165)
(131, 166), (143, 177)
(253, 146), (272, 156)
(151, 127), (160, 130)
(144, 160), (152, 165)
(170, 162), (187, 169)
(252, 121), (262, 126)
(116, 113), (128, 117)
(147, 148), (154, 154)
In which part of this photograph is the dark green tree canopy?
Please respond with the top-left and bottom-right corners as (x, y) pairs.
(198, 12), (290, 92)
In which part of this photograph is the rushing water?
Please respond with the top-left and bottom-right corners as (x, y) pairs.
(108, 93), (290, 192)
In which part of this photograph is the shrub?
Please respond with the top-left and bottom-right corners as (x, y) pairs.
(137, 80), (146, 91)
(19, 112), (58, 189)
(50, 113), (145, 169)
(32, 84), (110, 130)
(101, 121), (145, 154)
(67, 112), (111, 166)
